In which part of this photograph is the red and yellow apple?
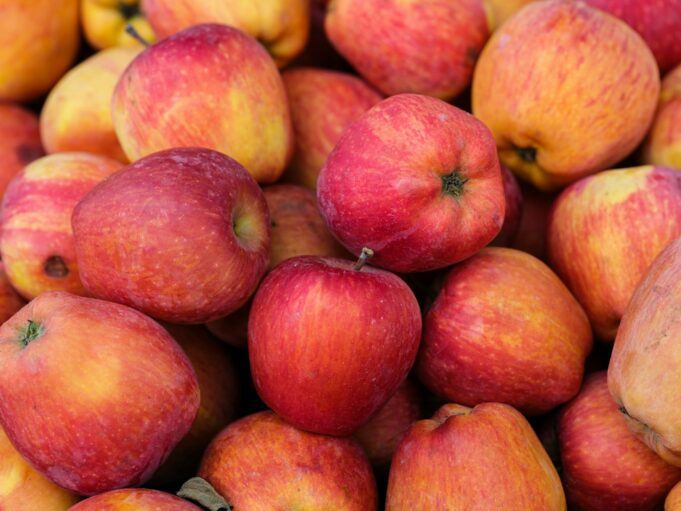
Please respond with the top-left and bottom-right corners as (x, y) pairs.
(69, 489), (200, 510)
(317, 93), (505, 273)
(643, 64), (681, 170)
(0, 103), (43, 201)
(72, 148), (270, 324)
(0, 265), (24, 325)
(509, 183), (557, 261)
(547, 165), (681, 341)
(472, 0), (660, 190)
(0, 292), (200, 495)
(0, 152), (123, 300)
(112, 24), (294, 184)
(81, 0), (156, 50)
(483, 0), (537, 30)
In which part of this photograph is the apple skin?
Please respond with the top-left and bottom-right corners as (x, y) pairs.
(141, 0), (310, 67)
(0, 1), (79, 102)
(662, 64), (681, 103)
(0, 103), (44, 201)
(0, 264), (24, 324)
(0, 153), (123, 300)
(558, 371), (681, 511)
(0, 425), (79, 511)
(547, 165), (681, 341)
(578, 0), (681, 73)
(0, 291), (200, 495)
(112, 24), (294, 184)
(317, 93), (505, 273)
(608, 237), (681, 467)
(483, 0), (537, 30)
(249, 255), (422, 436)
(199, 411), (378, 510)
(490, 164), (523, 246)
(282, 68), (382, 190)
(205, 304), (249, 349)
(416, 247), (592, 415)
(69, 489), (201, 510)
(472, 0), (660, 191)
(643, 66), (681, 171)
(81, 0), (156, 50)
(72, 147), (270, 324)
(353, 378), (423, 470)
(667, 482), (681, 510)
(509, 183), (557, 261)
(386, 402), (566, 510)
(325, 0), (489, 100)
(41, 47), (141, 163)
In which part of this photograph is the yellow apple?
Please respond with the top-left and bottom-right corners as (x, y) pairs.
(81, 0), (156, 49)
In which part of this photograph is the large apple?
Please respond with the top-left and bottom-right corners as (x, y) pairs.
(0, 1), (79, 102)
(558, 372), (681, 511)
(249, 255), (422, 436)
(199, 411), (377, 510)
(547, 165), (681, 341)
(72, 148), (270, 324)
(386, 402), (566, 509)
(0, 425), (79, 510)
(317, 93), (505, 273)
(472, 0), (660, 191)
(0, 103), (43, 201)
(609, 237), (681, 467)
(69, 489), (200, 510)
(1, 153), (123, 300)
(141, 0), (310, 67)
(112, 24), (293, 184)
(81, 0), (156, 50)
(416, 247), (592, 415)
(643, 64), (681, 170)
(282, 68), (382, 190)
(325, 0), (489, 100)
(0, 292), (200, 495)
(41, 47), (141, 163)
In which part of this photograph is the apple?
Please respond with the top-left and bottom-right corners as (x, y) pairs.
(152, 324), (239, 485)
(69, 489), (200, 510)
(483, 0), (538, 30)
(472, 0), (660, 191)
(199, 411), (378, 510)
(325, 0), (489, 100)
(0, 424), (79, 510)
(0, 152), (123, 300)
(249, 255), (421, 436)
(112, 23), (294, 184)
(317, 93), (505, 273)
(547, 165), (681, 341)
(0, 1), (79, 102)
(643, 65), (681, 170)
(668, 482), (681, 510)
(282, 68), (381, 190)
(577, 0), (681, 73)
(609, 236), (681, 467)
(662, 64), (681, 103)
(386, 402), (566, 509)
(0, 103), (43, 201)
(510, 183), (557, 261)
(353, 378), (423, 471)
(0, 265), (24, 325)
(416, 247), (592, 415)
(41, 47), (141, 163)
(558, 371), (681, 511)
(0, 291), (200, 495)
(141, 0), (310, 67)
(72, 147), (270, 324)
(205, 304), (249, 349)
(81, 0), (156, 50)
(490, 164), (523, 246)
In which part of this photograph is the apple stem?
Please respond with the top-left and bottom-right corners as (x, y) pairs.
(353, 247), (374, 271)
(125, 24), (151, 47)
(177, 477), (231, 511)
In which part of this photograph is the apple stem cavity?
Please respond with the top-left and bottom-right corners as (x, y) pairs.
(17, 320), (44, 348)
(119, 1), (140, 20)
(125, 24), (151, 47)
(353, 247), (375, 271)
(177, 477), (232, 511)
(516, 146), (537, 164)
(44, 255), (69, 278)
(441, 171), (469, 199)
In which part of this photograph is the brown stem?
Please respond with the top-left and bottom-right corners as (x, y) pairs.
(353, 247), (374, 271)
(125, 24), (151, 47)
(177, 477), (231, 511)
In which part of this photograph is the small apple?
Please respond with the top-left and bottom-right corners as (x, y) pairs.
(69, 489), (200, 510)
(0, 103), (43, 202)
(0, 265), (24, 325)
(483, 0), (538, 30)
(643, 65), (681, 170)
(490, 164), (523, 246)
(81, 0), (156, 50)
(667, 482), (681, 510)
(205, 304), (249, 350)
(509, 183), (557, 261)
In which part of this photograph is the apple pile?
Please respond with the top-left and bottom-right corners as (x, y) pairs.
(1, 0), (681, 510)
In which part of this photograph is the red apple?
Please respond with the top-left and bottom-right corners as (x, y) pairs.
(609, 237), (681, 467)
(199, 411), (377, 510)
(0, 291), (200, 495)
(547, 165), (681, 341)
(72, 147), (270, 324)
(386, 402), (566, 509)
(249, 255), (422, 436)
(69, 489), (201, 510)
(490, 164), (523, 246)
(416, 247), (592, 415)
(558, 371), (681, 511)
(643, 65), (681, 170)
(317, 93), (505, 273)
(282, 68), (382, 190)
(0, 103), (43, 200)
(325, 0), (489, 100)
(204, 304), (249, 349)
(0, 264), (24, 325)
(112, 24), (293, 184)
(510, 182), (557, 261)
(1, 153), (123, 300)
